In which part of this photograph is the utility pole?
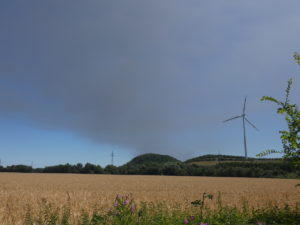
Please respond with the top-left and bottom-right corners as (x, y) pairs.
(111, 150), (114, 166)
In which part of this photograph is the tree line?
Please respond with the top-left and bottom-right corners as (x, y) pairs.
(0, 161), (298, 178)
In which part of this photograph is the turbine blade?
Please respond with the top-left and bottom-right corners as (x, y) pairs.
(245, 117), (259, 131)
(223, 115), (243, 122)
(243, 96), (247, 114)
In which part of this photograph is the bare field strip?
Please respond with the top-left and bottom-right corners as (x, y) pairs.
(0, 173), (299, 224)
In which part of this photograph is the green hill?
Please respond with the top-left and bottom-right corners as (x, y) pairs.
(185, 154), (281, 163)
(119, 153), (182, 175)
(125, 153), (180, 166)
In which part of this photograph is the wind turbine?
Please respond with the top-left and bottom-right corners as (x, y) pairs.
(223, 97), (258, 159)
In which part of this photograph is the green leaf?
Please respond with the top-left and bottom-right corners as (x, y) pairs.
(294, 52), (300, 65)
(277, 108), (286, 114)
(260, 96), (280, 104)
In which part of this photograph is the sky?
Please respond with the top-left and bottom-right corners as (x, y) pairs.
(0, 1), (300, 168)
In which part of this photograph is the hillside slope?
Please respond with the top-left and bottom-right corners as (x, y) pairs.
(185, 154), (282, 162)
(124, 153), (180, 166)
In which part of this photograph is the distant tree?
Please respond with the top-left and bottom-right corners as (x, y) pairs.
(162, 163), (184, 175)
(6, 165), (32, 173)
(34, 168), (44, 173)
(75, 163), (83, 172)
(144, 165), (162, 175)
(44, 164), (74, 173)
(104, 165), (119, 174)
(81, 163), (103, 174)
(137, 163), (162, 175)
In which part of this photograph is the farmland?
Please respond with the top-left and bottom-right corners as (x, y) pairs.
(0, 173), (299, 224)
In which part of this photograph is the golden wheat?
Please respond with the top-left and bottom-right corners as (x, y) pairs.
(0, 173), (299, 224)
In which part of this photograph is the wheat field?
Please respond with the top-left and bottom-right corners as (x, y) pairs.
(0, 173), (299, 224)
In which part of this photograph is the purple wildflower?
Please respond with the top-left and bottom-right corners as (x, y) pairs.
(114, 202), (119, 207)
(123, 199), (129, 205)
(183, 218), (189, 224)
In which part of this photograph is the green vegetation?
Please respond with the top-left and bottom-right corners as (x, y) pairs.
(23, 194), (300, 225)
(118, 153), (183, 175)
(1, 153), (298, 178)
(185, 154), (281, 163)
(125, 153), (180, 166)
(258, 53), (300, 170)
(186, 154), (247, 163)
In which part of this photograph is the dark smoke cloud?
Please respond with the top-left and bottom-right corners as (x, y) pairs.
(1, 1), (300, 158)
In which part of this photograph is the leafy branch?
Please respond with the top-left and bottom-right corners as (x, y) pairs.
(258, 54), (300, 170)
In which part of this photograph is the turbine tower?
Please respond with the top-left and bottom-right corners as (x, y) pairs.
(111, 150), (114, 166)
(223, 97), (258, 159)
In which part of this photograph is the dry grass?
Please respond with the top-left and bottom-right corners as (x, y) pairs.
(0, 173), (299, 224)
